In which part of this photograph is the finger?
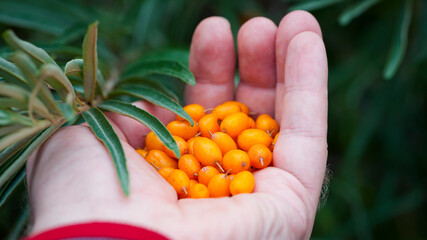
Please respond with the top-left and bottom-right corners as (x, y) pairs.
(274, 32), (328, 204)
(236, 17), (277, 117)
(275, 10), (322, 123)
(106, 101), (175, 149)
(185, 17), (236, 108)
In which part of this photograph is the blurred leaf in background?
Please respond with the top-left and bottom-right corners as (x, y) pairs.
(0, 0), (426, 239)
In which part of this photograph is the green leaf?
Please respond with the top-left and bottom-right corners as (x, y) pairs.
(0, 83), (52, 120)
(0, 98), (28, 111)
(40, 64), (76, 104)
(122, 60), (195, 86)
(98, 100), (180, 158)
(65, 59), (105, 98)
(0, 166), (25, 211)
(141, 49), (190, 66)
(111, 84), (193, 126)
(0, 57), (27, 87)
(289, 0), (345, 12)
(0, 119), (51, 152)
(11, 52), (60, 115)
(0, 138), (31, 168)
(0, 109), (33, 126)
(6, 204), (29, 239)
(0, 120), (64, 189)
(3, 30), (57, 67)
(82, 108), (129, 196)
(82, 22), (99, 104)
(383, 0), (413, 80)
(339, 0), (381, 26)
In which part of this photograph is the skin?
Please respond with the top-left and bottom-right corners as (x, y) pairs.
(26, 10), (328, 240)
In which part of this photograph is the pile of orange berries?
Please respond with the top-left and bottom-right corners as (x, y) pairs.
(136, 101), (279, 199)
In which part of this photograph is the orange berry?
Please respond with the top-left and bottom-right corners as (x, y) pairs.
(212, 102), (242, 120)
(167, 169), (190, 195)
(198, 114), (220, 138)
(270, 133), (279, 151)
(145, 131), (164, 151)
(248, 144), (272, 169)
(177, 104), (206, 122)
(256, 114), (279, 137)
(189, 183), (210, 199)
(237, 129), (272, 151)
(211, 132), (237, 155)
(198, 166), (220, 186)
(230, 171), (255, 196)
(189, 179), (198, 188)
(136, 148), (148, 158)
(230, 101), (249, 115)
(193, 137), (223, 167)
(178, 154), (201, 180)
(158, 167), (174, 180)
(164, 135), (188, 159)
(187, 136), (200, 155)
(145, 150), (177, 169)
(208, 173), (231, 197)
(222, 150), (251, 174)
(220, 112), (249, 138)
(167, 120), (199, 140)
(247, 117), (256, 128)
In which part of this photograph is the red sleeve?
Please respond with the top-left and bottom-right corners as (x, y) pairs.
(23, 222), (170, 240)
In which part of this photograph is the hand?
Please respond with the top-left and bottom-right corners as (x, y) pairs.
(27, 10), (328, 240)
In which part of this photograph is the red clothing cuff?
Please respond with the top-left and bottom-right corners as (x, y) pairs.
(23, 222), (169, 240)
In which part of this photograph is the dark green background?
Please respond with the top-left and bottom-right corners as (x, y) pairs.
(0, 0), (426, 239)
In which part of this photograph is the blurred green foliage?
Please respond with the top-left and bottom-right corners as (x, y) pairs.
(0, 0), (426, 239)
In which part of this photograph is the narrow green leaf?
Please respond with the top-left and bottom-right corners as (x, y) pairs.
(122, 60), (195, 86)
(0, 120), (64, 189)
(0, 125), (23, 137)
(0, 138), (32, 168)
(0, 119), (51, 152)
(3, 30), (57, 66)
(141, 49), (190, 66)
(289, 0), (345, 12)
(98, 100), (180, 158)
(0, 109), (33, 126)
(65, 58), (105, 98)
(111, 84), (193, 126)
(0, 166), (25, 211)
(339, 0), (381, 26)
(0, 57), (27, 87)
(82, 108), (129, 196)
(82, 22), (99, 104)
(40, 64), (76, 103)
(11, 52), (60, 115)
(383, 0), (413, 80)
(0, 98), (28, 110)
(0, 83), (52, 120)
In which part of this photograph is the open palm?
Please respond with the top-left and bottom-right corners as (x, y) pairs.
(27, 11), (328, 240)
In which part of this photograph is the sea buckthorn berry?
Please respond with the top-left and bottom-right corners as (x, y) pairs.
(177, 104), (206, 122)
(164, 136), (188, 159)
(212, 102), (242, 120)
(145, 150), (178, 169)
(222, 150), (251, 174)
(270, 133), (279, 151)
(167, 120), (199, 140)
(229, 101), (249, 115)
(186, 136), (200, 155)
(198, 114), (220, 138)
(247, 117), (256, 129)
(208, 173), (231, 197)
(193, 137), (223, 167)
(189, 183), (210, 199)
(136, 149), (148, 158)
(237, 129), (273, 151)
(189, 179), (198, 188)
(220, 112), (249, 138)
(158, 167), (174, 180)
(145, 131), (164, 151)
(248, 144), (272, 169)
(178, 154), (201, 180)
(198, 166), (220, 186)
(256, 114), (279, 137)
(167, 169), (190, 195)
(211, 132), (237, 155)
(230, 171), (255, 196)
